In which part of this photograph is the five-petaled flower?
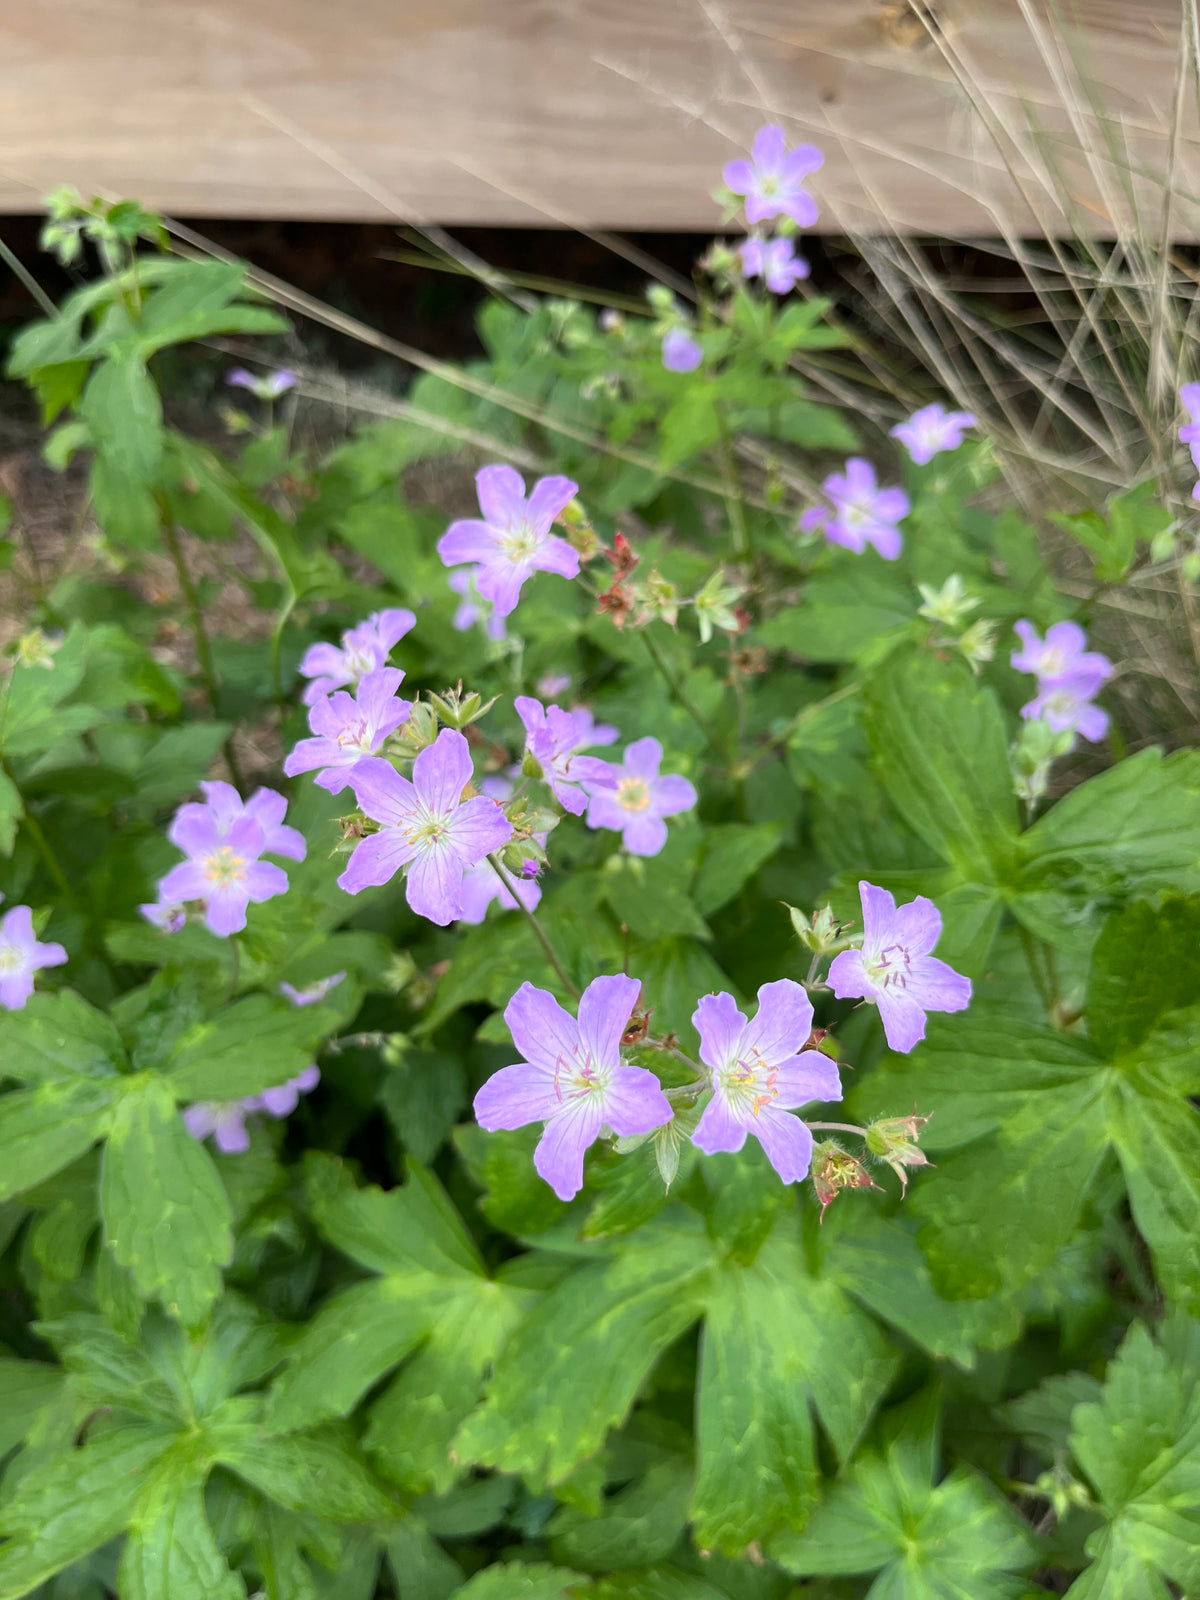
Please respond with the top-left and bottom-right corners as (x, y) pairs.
(723, 125), (823, 227)
(515, 696), (617, 816)
(0, 904), (67, 1010)
(298, 609), (416, 705)
(889, 403), (977, 465)
(828, 882), (972, 1053)
(661, 329), (703, 373)
(279, 972), (345, 1007)
(158, 784), (304, 938)
(184, 1066), (320, 1155)
(338, 728), (513, 924)
(1012, 620), (1112, 743)
(800, 459), (910, 560)
(284, 667), (412, 792)
(691, 980), (842, 1183)
(739, 236), (810, 294)
(584, 737), (696, 857)
(474, 974), (673, 1200)
(438, 465), (579, 620)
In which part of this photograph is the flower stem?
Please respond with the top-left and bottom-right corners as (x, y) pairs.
(2, 757), (77, 908)
(486, 854), (580, 999)
(641, 626), (730, 762)
(226, 937), (241, 1002)
(805, 1121), (870, 1138)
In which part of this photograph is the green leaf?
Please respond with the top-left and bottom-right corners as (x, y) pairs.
(450, 1563), (588, 1600)
(0, 990), (125, 1084)
(548, 1455), (691, 1571)
(691, 823), (783, 916)
(1068, 1316), (1200, 1597)
(80, 354), (163, 485)
(864, 647), (1018, 881)
(772, 1391), (1036, 1593)
(601, 857), (710, 942)
(0, 767), (21, 857)
(0, 1358), (64, 1457)
(134, 259), (286, 357)
(1087, 897), (1200, 1055)
(0, 1077), (118, 1200)
(214, 1428), (395, 1522)
(382, 1518), (462, 1600)
(0, 1423), (177, 1599)
(118, 1465), (246, 1600)
(162, 995), (336, 1101)
(1109, 1072), (1200, 1314)
(456, 1217), (713, 1488)
(759, 574), (915, 665)
(100, 1077), (233, 1324)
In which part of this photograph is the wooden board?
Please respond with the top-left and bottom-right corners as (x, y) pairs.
(0, 0), (1192, 233)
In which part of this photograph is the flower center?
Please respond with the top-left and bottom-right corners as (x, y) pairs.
(841, 498), (872, 531)
(0, 941), (24, 974)
(404, 809), (451, 850)
(722, 1048), (778, 1118)
(1040, 647), (1066, 677)
(617, 776), (651, 813)
(866, 943), (912, 991)
(336, 716), (373, 754)
(203, 847), (248, 887)
(500, 520), (542, 565)
(553, 1049), (607, 1104)
(342, 642), (375, 680)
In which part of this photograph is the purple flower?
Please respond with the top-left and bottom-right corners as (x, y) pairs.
(691, 980), (842, 1183)
(437, 466), (579, 620)
(572, 706), (619, 749)
(184, 1066), (320, 1156)
(283, 667), (412, 793)
(1020, 680), (1110, 743)
(1011, 620), (1110, 685)
(537, 672), (572, 698)
(739, 237), (810, 294)
(338, 729), (513, 924)
(828, 882), (972, 1053)
(226, 368), (298, 401)
(800, 458), (909, 560)
(157, 785), (303, 938)
(138, 896), (187, 935)
(1012, 621), (1112, 743)
(661, 329), (703, 373)
(298, 609), (416, 706)
(474, 975), (673, 1201)
(889, 403), (977, 465)
(457, 857), (542, 924)
(0, 905), (67, 1010)
(279, 972), (345, 1007)
(723, 126), (823, 227)
(449, 568), (507, 641)
(515, 697), (617, 817)
(584, 737), (696, 857)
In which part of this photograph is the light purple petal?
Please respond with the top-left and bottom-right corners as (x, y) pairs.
(446, 796), (513, 864)
(204, 886), (251, 938)
(531, 535), (581, 581)
(751, 124), (787, 172)
(576, 973), (640, 1068)
(890, 895), (943, 957)
(0, 973), (35, 1010)
(650, 774), (697, 818)
(295, 1065), (320, 1092)
(258, 1082), (301, 1117)
(505, 982), (583, 1077)
(524, 475), (579, 534)
(30, 939), (68, 973)
(213, 1111), (252, 1155)
(692, 1093), (750, 1155)
(585, 789), (627, 833)
(603, 1066), (673, 1138)
(858, 881), (898, 947)
(345, 757), (417, 828)
(873, 487), (910, 523)
(771, 1051), (842, 1111)
(534, 1099), (606, 1200)
(693, 991), (747, 1074)
(283, 735), (342, 778)
(406, 846), (464, 925)
(622, 737), (663, 781)
(782, 144), (824, 181)
(475, 560), (529, 620)
(337, 828), (417, 894)
(439, 519), (499, 568)
(622, 814), (669, 857)
(242, 861), (290, 904)
(827, 948), (869, 1001)
(907, 956), (973, 1016)
(157, 861), (210, 903)
(740, 979), (815, 1068)
(168, 808), (222, 859)
(476, 464), (527, 525)
(753, 1109), (814, 1184)
(475, 1063), (561, 1130)
(780, 192), (819, 229)
(1074, 701), (1109, 742)
(876, 990), (930, 1054)
(0, 905), (35, 952)
(413, 729), (473, 815)
(184, 1104), (218, 1140)
(298, 642), (348, 682)
(723, 158), (756, 195)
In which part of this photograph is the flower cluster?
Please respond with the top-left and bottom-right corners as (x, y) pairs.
(298, 609), (415, 705)
(1012, 619), (1112, 744)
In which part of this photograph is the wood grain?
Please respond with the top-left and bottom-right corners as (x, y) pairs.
(0, 0), (1192, 233)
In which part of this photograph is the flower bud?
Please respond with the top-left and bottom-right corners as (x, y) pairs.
(916, 573), (979, 628)
(521, 748), (544, 780)
(9, 628), (61, 671)
(956, 618), (997, 673)
(865, 1111), (932, 1195)
(559, 498), (601, 561)
(392, 700), (439, 755)
(637, 567), (680, 627)
(1150, 527), (1177, 564)
(786, 903), (856, 956)
(427, 687), (492, 729)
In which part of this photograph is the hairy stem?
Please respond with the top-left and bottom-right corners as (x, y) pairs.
(160, 514), (244, 790)
(805, 1121), (870, 1138)
(486, 854), (580, 998)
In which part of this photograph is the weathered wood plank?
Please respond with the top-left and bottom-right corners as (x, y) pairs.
(0, 0), (1191, 232)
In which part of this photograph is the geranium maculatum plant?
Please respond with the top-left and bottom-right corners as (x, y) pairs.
(0, 155), (1197, 1600)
